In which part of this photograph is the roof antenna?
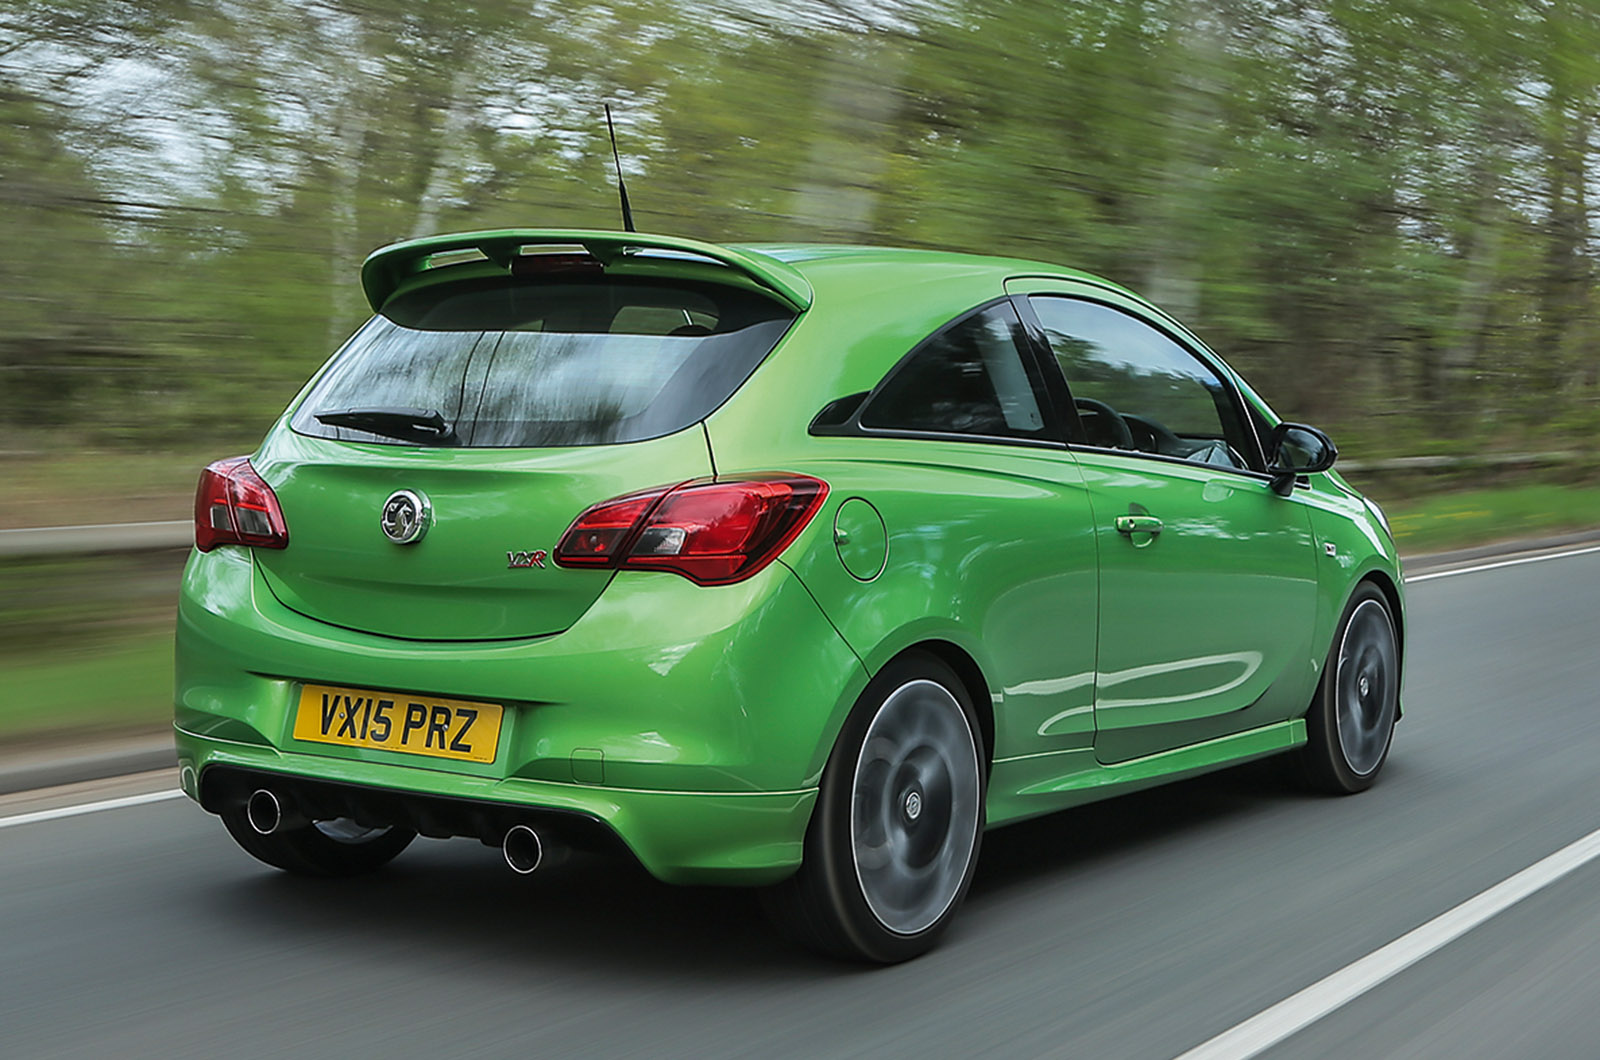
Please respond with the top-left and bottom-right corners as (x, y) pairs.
(604, 104), (636, 233)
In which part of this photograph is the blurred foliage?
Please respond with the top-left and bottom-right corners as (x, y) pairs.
(4, 0), (1600, 460)
(0, 549), (181, 741)
(1, 629), (173, 739)
(0, 552), (182, 651)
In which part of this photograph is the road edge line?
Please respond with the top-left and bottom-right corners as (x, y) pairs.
(1405, 542), (1600, 583)
(1172, 825), (1600, 1059)
(0, 789), (186, 830)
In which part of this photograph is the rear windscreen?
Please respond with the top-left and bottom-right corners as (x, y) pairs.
(290, 275), (796, 447)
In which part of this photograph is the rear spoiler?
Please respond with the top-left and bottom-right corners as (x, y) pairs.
(360, 229), (813, 313)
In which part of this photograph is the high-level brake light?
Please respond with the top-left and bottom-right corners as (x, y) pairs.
(554, 475), (829, 585)
(194, 457), (289, 552)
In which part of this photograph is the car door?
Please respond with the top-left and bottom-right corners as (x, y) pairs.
(1014, 284), (1319, 764)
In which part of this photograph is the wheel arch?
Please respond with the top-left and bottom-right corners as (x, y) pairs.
(1350, 568), (1406, 718)
(884, 639), (996, 773)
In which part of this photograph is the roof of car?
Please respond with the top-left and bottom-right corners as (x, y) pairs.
(739, 242), (1133, 292)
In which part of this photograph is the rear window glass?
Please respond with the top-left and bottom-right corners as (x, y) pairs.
(290, 276), (795, 447)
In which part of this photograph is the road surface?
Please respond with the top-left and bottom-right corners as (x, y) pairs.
(5, 546), (1600, 1058)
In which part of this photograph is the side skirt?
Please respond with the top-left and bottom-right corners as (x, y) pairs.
(984, 719), (1306, 829)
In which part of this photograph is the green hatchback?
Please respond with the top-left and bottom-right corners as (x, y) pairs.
(176, 229), (1403, 962)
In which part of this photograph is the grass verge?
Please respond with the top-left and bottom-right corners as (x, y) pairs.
(1383, 483), (1600, 554)
(0, 631), (172, 744)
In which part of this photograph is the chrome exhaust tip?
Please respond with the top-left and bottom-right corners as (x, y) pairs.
(245, 789), (305, 835)
(503, 824), (543, 875)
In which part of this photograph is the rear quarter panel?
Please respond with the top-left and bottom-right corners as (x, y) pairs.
(767, 444), (1101, 766)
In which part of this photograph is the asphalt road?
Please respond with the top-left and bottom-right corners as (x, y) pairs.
(6, 548), (1600, 1059)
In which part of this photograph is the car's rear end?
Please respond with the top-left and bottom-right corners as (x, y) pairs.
(174, 231), (868, 884)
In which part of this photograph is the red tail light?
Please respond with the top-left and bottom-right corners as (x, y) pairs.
(554, 475), (829, 586)
(195, 457), (289, 552)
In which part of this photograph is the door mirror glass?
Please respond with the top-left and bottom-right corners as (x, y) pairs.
(1266, 423), (1337, 491)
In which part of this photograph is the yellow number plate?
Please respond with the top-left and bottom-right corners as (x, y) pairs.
(292, 684), (503, 763)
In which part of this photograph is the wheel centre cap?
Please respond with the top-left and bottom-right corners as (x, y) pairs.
(1358, 675), (1370, 698)
(902, 788), (923, 823)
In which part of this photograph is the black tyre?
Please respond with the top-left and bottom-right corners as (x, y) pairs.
(221, 810), (415, 877)
(765, 652), (986, 963)
(1299, 582), (1400, 794)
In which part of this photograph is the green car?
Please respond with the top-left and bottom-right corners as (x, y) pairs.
(176, 229), (1403, 962)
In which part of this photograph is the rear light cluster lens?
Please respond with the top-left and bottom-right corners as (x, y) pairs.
(555, 487), (671, 562)
(194, 457), (289, 552)
(555, 475), (829, 586)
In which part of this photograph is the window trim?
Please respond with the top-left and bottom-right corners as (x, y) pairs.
(1010, 291), (1276, 480)
(808, 297), (1070, 447)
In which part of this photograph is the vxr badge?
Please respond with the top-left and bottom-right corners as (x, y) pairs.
(507, 550), (548, 569)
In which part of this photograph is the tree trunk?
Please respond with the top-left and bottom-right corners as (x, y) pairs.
(790, 35), (905, 241)
(1144, 0), (1227, 321)
(408, 63), (477, 242)
(328, 59), (369, 349)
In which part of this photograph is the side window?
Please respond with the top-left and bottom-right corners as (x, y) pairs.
(1030, 296), (1255, 470)
(859, 303), (1048, 440)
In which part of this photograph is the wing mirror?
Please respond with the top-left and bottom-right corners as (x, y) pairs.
(1266, 422), (1337, 495)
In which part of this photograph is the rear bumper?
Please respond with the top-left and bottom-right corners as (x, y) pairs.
(175, 546), (866, 883)
(179, 740), (815, 884)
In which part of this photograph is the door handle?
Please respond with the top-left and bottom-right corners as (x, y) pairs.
(1115, 514), (1164, 536)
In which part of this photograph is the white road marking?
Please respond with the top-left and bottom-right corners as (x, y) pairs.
(0, 789), (185, 830)
(1173, 825), (1600, 1060)
(1405, 542), (1600, 583)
